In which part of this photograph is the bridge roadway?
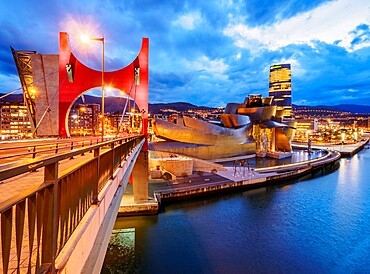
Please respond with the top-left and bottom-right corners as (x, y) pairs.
(0, 135), (145, 274)
(0, 137), (112, 203)
(0, 136), (105, 165)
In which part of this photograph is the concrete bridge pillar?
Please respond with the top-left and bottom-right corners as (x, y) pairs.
(132, 150), (149, 201)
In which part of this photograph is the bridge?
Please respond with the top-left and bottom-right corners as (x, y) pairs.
(0, 135), (147, 273)
(1, 31), (151, 273)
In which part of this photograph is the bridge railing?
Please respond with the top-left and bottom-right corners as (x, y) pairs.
(0, 135), (144, 273)
(0, 137), (116, 162)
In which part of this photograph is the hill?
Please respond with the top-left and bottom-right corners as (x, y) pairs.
(2, 93), (370, 114)
(334, 104), (370, 114)
(0, 94), (210, 114)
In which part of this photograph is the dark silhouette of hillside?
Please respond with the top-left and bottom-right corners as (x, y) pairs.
(2, 93), (370, 114)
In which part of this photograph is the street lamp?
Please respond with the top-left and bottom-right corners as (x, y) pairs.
(81, 35), (105, 140)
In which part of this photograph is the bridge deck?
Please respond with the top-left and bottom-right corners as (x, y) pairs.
(0, 148), (110, 273)
(0, 136), (143, 273)
(0, 151), (99, 203)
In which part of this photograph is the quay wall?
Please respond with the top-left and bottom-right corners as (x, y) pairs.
(340, 139), (369, 157)
(154, 151), (340, 204)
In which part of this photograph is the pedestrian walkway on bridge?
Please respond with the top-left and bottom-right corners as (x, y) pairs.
(0, 136), (145, 274)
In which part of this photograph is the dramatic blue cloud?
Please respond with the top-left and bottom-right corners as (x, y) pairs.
(350, 24), (370, 49)
(0, 0), (370, 107)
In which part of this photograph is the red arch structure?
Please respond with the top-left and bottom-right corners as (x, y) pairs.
(58, 32), (149, 149)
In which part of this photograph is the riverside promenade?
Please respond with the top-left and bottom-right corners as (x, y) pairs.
(292, 137), (369, 158)
(119, 139), (370, 215)
(120, 138), (369, 215)
(313, 138), (368, 157)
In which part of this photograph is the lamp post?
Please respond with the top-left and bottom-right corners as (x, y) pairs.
(92, 37), (105, 141)
(82, 35), (105, 140)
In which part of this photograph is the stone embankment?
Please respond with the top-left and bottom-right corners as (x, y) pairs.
(120, 139), (368, 215)
(153, 150), (341, 204)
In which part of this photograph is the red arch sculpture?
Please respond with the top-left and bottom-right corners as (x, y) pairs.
(58, 32), (149, 149)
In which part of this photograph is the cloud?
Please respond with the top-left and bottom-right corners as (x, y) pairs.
(183, 55), (229, 77)
(172, 11), (203, 30)
(1, 0), (370, 108)
(350, 24), (370, 50)
(224, 0), (370, 52)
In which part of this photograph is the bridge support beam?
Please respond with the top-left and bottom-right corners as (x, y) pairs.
(132, 150), (149, 201)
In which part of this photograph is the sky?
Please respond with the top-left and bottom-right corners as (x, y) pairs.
(1, 0), (370, 107)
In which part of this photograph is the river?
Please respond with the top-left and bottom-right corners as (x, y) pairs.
(102, 148), (370, 273)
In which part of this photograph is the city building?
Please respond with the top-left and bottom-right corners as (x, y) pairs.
(294, 119), (316, 142)
(106, 113), (125, 136)
(0, 103), (31, 139)
(268, 64), (292, 119)
(68, 103), (100, 136)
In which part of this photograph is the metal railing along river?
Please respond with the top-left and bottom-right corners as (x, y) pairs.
(0, 135), (144, 273)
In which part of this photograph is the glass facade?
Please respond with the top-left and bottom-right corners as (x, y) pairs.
(0, 104), (31, 138)
(268, 64), (292, 118)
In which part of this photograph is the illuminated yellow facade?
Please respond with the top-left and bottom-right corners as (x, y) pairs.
(268, 64), (292, 119)
(0, 104), (31, 138)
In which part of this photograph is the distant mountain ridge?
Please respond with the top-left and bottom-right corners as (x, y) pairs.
(294, 104), (370, 114)
(333, 104), (370, 114)
(2, 93), (370, 114)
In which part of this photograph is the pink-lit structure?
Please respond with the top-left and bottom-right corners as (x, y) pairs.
(58, 32), (149, 149)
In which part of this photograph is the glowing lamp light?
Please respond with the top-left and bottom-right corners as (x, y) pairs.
(80, 34), (90, 44)
(29, 87), (36, 94)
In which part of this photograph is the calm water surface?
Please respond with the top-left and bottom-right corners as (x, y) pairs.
(102, 149), (370, 273)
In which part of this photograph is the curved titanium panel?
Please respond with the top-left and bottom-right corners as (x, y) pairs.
(237, 106), (276, 121)
(220, 114), (250, 128)
(153, 118), (250, 145)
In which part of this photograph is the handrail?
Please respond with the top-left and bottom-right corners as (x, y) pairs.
(0, 135), (145, 274)
(0, 136), (117, 162)
(0, 136), (139, 180)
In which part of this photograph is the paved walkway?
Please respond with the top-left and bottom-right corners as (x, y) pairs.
(0, 140), (130, 273)
(122, 140), (367, 209)
(0, 151), (96, 204)
(293, 138), (369, 157)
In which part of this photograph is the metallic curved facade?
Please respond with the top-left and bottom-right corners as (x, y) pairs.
(152, 94), (295, 159)
(153, 118), (251, 145)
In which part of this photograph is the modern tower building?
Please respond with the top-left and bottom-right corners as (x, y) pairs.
(268, 64), (292, 119)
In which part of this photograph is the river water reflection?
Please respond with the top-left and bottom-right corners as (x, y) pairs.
(102, 149), (370, 273)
